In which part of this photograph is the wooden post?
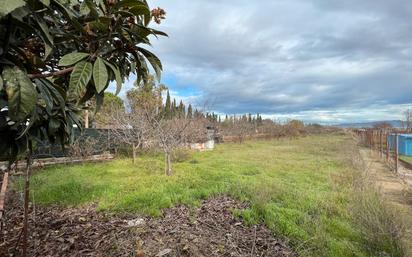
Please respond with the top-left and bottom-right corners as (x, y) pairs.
(395, 133), (399, 173)
(369, 130), (373, 148)
(84, 109), (89, 128)
(379, 130), (383, 158)
(386, 133), (390, 162)
(0, 170), (9, 227)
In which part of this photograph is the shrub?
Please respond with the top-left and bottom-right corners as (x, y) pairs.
(172, 148), (192, 163)
(350, 183), (405, 257)
(346, 142), (406, 257)
(69, 137), (100, 158)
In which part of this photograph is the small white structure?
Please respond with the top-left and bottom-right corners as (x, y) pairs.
(190, 129), (215, 151)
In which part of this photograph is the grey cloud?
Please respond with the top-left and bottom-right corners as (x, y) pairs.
(145, 0), (412, 122)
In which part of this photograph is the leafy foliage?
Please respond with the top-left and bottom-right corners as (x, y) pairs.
(2, 67), (37, 122)
(69, 61), (93, 99)
(0, 0), (167, 161)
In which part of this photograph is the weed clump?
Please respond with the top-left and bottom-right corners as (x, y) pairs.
(172, 147), (192, 163)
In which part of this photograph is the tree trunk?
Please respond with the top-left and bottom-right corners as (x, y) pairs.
(165, 152), (172, 176)
(132, 143), (137, 164)
(23, 142), (32, 257)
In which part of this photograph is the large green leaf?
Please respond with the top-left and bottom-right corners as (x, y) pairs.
(93, 57), (108, 93)
(34, 78), (66, 113)
(137, 47), (163, 81)
(150, 28), (168, 37)
(129, 5), (150, 16)
(69, 61), (93, 98)
(79, 2), (90, 16)
(116, 0), (150, 25)
(51, 0), (85, 33)
(2, 67), (38, 122)
(0, 0), (26, 17)
(59, 52), (90, 66)
(85, 0), (100, 17)
(116, 0), (147, 8)
(34, 15), (53, 48)
(40, 0), (50, 6)
(103, 60), (122, 95)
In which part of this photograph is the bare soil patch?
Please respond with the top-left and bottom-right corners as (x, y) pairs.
(1, 194), (295, 257)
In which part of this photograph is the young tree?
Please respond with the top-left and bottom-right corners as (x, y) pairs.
(154, 117), (209, 175)
(111, 75), (165, 163)
(127, 75), (164, 113)
(91, 92), (124, 128)
(110, 106), (152, 164)
(403, 109), (412, 130)
(143, 99), (207, 175)
(0, 1), (166, 255)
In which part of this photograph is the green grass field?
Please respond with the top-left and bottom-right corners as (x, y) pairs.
(22, 134), (404, 257)
(400, 155), (412, 165)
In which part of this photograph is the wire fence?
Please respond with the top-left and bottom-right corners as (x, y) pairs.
(0, 128), (121, 162)
(355, 128), (412, 172)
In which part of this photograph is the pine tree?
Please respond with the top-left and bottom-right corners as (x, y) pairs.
(172, 98), (177, 118)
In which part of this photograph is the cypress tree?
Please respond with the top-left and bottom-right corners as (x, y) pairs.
(172, 98), (177, 118)
(188, 104), (193, 119)
(242, 114), (247, 122)
(165, 90), (171, 118)
(178, 100), (184, 118)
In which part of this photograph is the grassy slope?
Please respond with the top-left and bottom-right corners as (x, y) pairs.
(23, 134), (397, 257)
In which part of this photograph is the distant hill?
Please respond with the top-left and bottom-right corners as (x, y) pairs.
(336, 120), (403, 128)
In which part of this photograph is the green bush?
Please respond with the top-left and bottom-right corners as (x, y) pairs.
(171, 147), (192, 162)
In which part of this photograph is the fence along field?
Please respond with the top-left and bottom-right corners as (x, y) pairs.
(356, 128), (412, 185)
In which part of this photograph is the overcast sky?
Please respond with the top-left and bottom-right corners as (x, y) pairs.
(116, 0), (412, 124)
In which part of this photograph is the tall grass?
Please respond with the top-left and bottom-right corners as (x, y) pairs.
(347, 145), (405, 257)
(18, 134), (407, 257)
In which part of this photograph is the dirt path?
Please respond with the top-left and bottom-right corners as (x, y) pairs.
(360, 149), (412, 256)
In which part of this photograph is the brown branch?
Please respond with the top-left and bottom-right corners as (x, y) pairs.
(28, 67), (74, 79)
(0, 171), (9, 223)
